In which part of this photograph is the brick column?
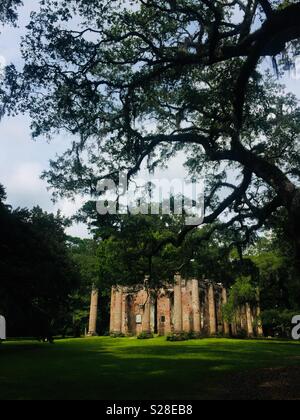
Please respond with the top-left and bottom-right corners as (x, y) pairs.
(256, 306), (264, 337)
(88, 287), (99, 336)
(256, 290), (264, 337)
(142, 293), (151, 333)
(191, 279), (201, 333)
(110, 287), (115, 333)
(240, 306), (247, 332)
(208, 283), (217, 336)
(174, 273), (183, 333)
(121, 292), (128, 335)
(114, 286), (123, 333)
(246, 303), (254, 337)
(231, 318), (238, 337)
(222, 287), (230, 336)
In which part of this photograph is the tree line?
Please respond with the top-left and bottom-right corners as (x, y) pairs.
(1, 1), (300, 339)
(1, 182), (299, 339)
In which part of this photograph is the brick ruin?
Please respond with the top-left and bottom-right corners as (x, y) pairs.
(109, 274), (264, 337)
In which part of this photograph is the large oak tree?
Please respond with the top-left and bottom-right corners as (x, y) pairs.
(3, 0), (300, 267)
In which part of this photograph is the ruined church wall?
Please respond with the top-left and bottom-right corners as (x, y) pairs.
(109, 276), (262, 338)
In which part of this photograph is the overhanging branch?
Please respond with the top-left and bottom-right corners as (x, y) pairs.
(152, 168), (252, 254)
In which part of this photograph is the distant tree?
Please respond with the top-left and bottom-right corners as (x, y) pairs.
(223, 276), (258, 322)
(77, 200), (252, 288)
(0, 183), (6, 202)
(260, 308), (297, 338)
(0, 190), (80, 340)
(244, 224), (300, 336)
(95, 214), (186, 286)
(249, 232), (300, 311)
(68, 237), (109, 336)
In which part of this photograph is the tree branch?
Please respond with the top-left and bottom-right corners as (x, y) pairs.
(153, 168), (252, 254)
(258, 0), (273, 17)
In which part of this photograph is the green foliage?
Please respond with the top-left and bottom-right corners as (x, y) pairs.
(0, 185), (81, 339)
(223, 277), (257, 323)
(235, 227), (300, 338)
(68, 237), (110, 336)
(137, 332), (154, 340)
(77, 201), (255, 289)
(110, 332), (126, 338)
(222, 304), (236, 325)
(0, 0), (22, 25)
(247, 228), (300, 315)
(277, 1), (295, 10)
(166, 332), (202, 342)
(232, 277), (257, 305)
(167, 333), (190, 342)
(233, 330), (249, 340)
(91, 211), (190, 286)
(70, 238), (100, 285)
(0, 184), (6, 202)
(261, 309), (297, 338)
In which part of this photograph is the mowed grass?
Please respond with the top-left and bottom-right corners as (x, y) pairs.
(0, 337), (300, 400)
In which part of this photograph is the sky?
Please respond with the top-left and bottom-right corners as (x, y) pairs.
(0, 0), (190, 238)
(0, 1), (92, 237)
(0, 1), (300, 238)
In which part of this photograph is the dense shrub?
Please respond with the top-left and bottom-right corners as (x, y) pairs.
(261, 309), (298, 338)
(110, 332), (126, 338)
(166, 332), (202, 342)
(137, 332), (154, 340)
(234, 330), (248, 339)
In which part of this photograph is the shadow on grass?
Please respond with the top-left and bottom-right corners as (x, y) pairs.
(0, 338), (299, 400)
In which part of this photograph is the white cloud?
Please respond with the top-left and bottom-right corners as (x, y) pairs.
(1, 160), (90, 238)
(66, 222), (90, 238)
(54, 196), (90, 238)
(1, 161), (50, 209)
(9, 162), (45, 193)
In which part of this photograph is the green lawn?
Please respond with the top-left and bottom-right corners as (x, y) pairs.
(0, 337), (299, 400)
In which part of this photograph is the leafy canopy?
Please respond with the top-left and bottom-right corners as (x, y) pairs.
(2, 0), (300, 257)
(0, 0), (22, 25)
(0, 186), (80, 337)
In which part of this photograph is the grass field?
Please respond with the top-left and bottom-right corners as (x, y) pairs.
(0, 337), (300, 400)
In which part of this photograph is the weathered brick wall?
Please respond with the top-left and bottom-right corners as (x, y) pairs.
(109, 275), (260, 337)
(157, 290), (172, 336)
(181, 280), (193, 333)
